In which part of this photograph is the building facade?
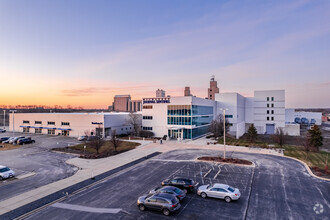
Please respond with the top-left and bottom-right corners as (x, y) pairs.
(207, 76), (219, 100)
(112, 95), (141, 112)
(142, 96), (216, 140)
(8, 112), (141, 138)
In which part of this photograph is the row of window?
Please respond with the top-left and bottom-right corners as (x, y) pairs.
(142, 126), (152, 131)
(143, 105), (153, 109)
(143, 116), (153, 120)
(167, 116), (213, 126)
(22, 127), (70, 136)
(167, 105), (213, 116)
(267, 117), (274, 121)
(22, 120), (70, 126)
(267, 97), (274, 101)
(267, 110), (274, 114)
(267, 103), (274, 108)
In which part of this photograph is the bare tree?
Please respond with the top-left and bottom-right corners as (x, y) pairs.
(110, 130), (121, 152)
(272, 128), (287, 147)
(209, 114), (230, 139)
(87, 125), (105, 155)
(127, 113), (142, 136)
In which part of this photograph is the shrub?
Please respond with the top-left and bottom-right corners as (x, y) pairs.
(139, 130), (154, 138)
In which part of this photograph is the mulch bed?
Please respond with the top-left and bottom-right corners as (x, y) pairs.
(311, 167), (330, 179)
(197, 156), (253, 165)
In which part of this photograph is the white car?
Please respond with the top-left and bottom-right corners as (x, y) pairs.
(0, 165), (15, 180)
(197, 183), (241, 202)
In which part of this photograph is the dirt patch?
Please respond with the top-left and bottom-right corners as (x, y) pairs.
(0, 143), (22, 151)
(197, 156), (253, 165)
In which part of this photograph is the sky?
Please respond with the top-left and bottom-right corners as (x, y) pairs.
(0, 0), (329, 109)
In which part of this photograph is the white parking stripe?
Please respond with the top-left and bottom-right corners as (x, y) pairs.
(51, 203), (122, 214)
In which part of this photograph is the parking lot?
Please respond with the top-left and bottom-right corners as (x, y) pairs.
(25, 149), (329, 220)
(0, 132), (80, 201)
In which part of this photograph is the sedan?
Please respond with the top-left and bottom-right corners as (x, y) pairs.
(149, 186), (186, 201)
(0, 165), (15, 180)
(197, 183), (241, 202)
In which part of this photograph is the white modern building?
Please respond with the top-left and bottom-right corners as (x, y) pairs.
(142, 87), (301, 140)
(8, 112), (141, 138)
(142, 96), (216, 140)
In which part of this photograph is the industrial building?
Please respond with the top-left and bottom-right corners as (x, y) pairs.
(8, 112), (141, 138)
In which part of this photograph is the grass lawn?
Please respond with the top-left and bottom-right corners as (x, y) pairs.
(216, 134), (330, 178)
(0, 143), (22, 151)
(54, 140), (140, 158)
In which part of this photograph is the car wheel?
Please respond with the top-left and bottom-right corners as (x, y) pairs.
(183, 189), (187, 194)
(139, 204), (145, 211)
(201, 192), (207, 198)
(225, 196), (232, 203)
(0, 176), (2, 181)
(162, 208), (170, 216)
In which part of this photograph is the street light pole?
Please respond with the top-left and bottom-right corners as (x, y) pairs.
(3, 110), (5, 129)
(220, 108), (228, 159)
(9, 110), (17, 137)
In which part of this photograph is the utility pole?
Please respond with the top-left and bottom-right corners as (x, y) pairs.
(3, 110), (5, 129)
(220, 108), (228, 159)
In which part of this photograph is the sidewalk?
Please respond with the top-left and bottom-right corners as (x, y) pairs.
(0, 139), (282, 216)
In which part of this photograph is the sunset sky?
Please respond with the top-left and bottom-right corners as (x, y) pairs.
(0, 0), (329, 109)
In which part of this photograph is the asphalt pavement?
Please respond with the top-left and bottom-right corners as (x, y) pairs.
(0, 132), (80, 201)
(24, 149), (330, 220)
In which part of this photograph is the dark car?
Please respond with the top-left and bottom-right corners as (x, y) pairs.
(0, 137), (10, 143)
(17, 137), (35, 145)
(149, 186), (186, 201)
(161, 177), (195, 193)
(137, 193), (181, 216)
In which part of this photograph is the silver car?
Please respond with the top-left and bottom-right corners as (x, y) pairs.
(197, 183), (241, 202)
(0, 165), (15, 180)
(137, 192), (181, 216)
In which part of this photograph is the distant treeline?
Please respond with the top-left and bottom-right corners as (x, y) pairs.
(295, 108), (330, 115)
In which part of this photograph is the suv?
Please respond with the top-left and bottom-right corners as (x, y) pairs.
(149, 186), (186, 201)
(17, 137), (35, 145)
(137, 193), (181, 216)
(0, 165), (15, 180)
(161, 177), (195, 193)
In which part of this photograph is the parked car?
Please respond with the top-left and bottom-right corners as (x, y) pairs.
(2, 137), (15, 144)
(77, 135), (88, 141)
(17, 137), (35, 145)
(0, 128), (6, 133)
(12, 136), (25, 144)
(0, 137), (10, 143)
(197, 183), (241, 203)
(161, 177), (195, 193)
(0, 165), (15, 180)
(137, 193), (181, 216)
(149, 186), (186, 201)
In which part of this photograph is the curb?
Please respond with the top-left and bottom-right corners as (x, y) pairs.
(0, 152), (162, 219)
(282, 155), (330, 182)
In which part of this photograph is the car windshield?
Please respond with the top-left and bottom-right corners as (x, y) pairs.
(174, 188), (182, 194)
(227, 187), (235, 192)
(0, 167), (10, 173)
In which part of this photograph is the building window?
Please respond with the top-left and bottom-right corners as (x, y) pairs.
(271, 103), (274, 107)
(143, 105), (153, 109)
(225, 115), (233, 118)
(23, 120), (30, 124)
(272, 117), (274, 121)
(267, 110), (269, 114)
(35, 121), (42, 124)
(267, 117), (269, 121)
(267, 104), (269, 108)
(271, 110), (274, 114)
(35, 128), (42, 134)
(48, 129), (55, 135)
(61, 122), (70, 126)
(48, 121), (55, 125)
(142, 126), (152, 131)
(142, 116), (153, 120)
(271, 97), (274, 101)
(267, 97), (269, 101)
